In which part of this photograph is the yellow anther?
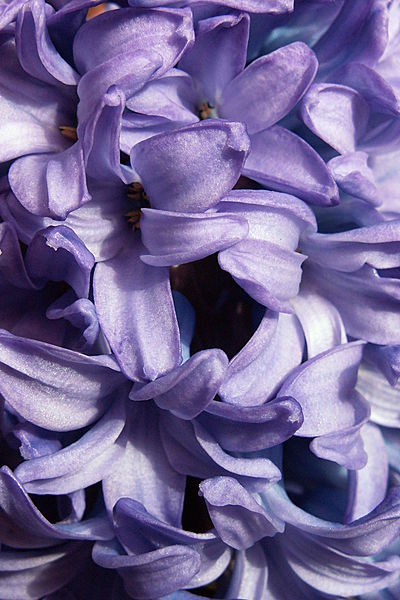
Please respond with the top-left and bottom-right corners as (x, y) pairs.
(59, 126), (78, 142)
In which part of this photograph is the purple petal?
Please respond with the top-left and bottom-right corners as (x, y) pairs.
(199, 477), (284, 550)
(0, 544), (91, 600)
(129, 349), (228, 420)
(179, 13), (249, 106)
(226, 545), (268, 599)
(0, 222), (37, 290)
(278, 342), (367, 438)
(292, 283), (347, 358)
(0, 467), (112, 548)
(73, 7), (194, 76)
(160, 413), (281, 493)
(197, 397), (303, 452)
(357, 360), (400, 428)
(282, 527), (400, 596)
(125, 69), (198, 123)
(128, 0), (293, 13)
(103, 403), (185, 527)
(220, 42), (317, 133)
(131, 120), (249, 213)
(243, 126), (339, 206)
(46, 295), (100, 353)
(300, 83), (370, 154)
(328, 151), (380, 205)
(14, 395), (127, 495)
(0, 330), (124, 431)
(345, 423), (388, 523)
(8, 142), (91, 220)
(16, 0), (79, 85)
(220, 312), (304, 406)
(218, 238), (306, 312)
(140, 208), (248, 267)
(93, 235), (180, 382)
(0, 40), (73, 161)
(93, 540), (201, 599)
(302, 221), (400, 272)
(25, 225), (94, 298)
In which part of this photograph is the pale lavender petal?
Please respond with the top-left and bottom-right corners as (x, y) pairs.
(199, 477), (284, 550)
(220, 312), (304, 406)
(25, 225), (94, 298)
(302, 221), (400, 272)
(0, 467), (112, 548)
(14, 394), (127, 495)
(197, 397), (303, 452)
(0, 330), (124, 431)
(93, 235), (180, 382)
(125, 69), (197, 123)
(226, 545), (268, 600)
(103, 403), (185, 527)
(179, 13), (249, 106)
(243, 125), (339, 206)
(93, 539), (201, 599)
(73, 7), (194, 76)
(357, 361), (400, 428)
(292, 283), (347, 358)
(161, 414), (281, 493)
(140, 208), (248, 267)
(220, 42), (318, 134)
(278, 342), (367, 438)
(0, 40), (73, 161)
(300, 84), (370, 154)
(131, 120), (249, 213)
(345, 422), (388, 523)
(16, 0), (79, 85)
(218, 238), (306, 312)
(328, 151), (380, 205)
(129, 349), (228, 420)
(8, 142), (91, 220)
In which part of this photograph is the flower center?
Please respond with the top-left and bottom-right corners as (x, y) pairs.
(198, 101), (215, 120)
(125, 182), (150, 230)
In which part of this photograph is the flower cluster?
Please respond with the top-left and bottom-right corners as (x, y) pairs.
(1, 0), (400, 598)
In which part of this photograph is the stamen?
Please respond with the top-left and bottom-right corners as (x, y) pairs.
(87, 3), (107, 20)
(125, 182), (150, 231)
(59, 126), (78, 142)
(198, 101), (214, 120)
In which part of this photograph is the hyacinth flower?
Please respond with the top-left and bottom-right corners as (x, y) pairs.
(122, 12), (340, 207)
(0, 0), (195, 220)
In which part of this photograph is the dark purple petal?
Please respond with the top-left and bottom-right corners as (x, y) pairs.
(0, 330), (124, 431)
(93, 236), (180, 382)
(131, 120), (249, 213)
(220, 42), (318, 133)
(140, 208), (248, 267)
(179, 13), (249, 106)
(128, 0), (293, 13)
(300, 84), (370, 154)
(243, 126), (339, 206)
(129, 349), (228, 419)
